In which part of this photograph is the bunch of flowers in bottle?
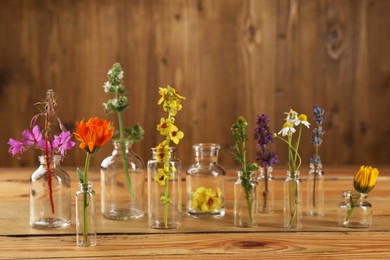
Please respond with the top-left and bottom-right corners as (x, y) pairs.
(254, 114), (278, 212)
(154, 85), (185, 228)
(8, 89), (75, 214)
(346, 165), (379, 222)
(275, 109), (310, 228)
(102, 63), (144, 198)
(231, 116), (258, 226)
(74, 117), (114, 245)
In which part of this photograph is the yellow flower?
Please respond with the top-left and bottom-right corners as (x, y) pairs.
(169, 125), (184, 144)
(157, 118), (173, 136)
(154, 168), (168, 185)
(353, 165), (379, 193)
(191, 187), (222, 213)
(158, 87), (168, 105)
(155, 140), (169, 163)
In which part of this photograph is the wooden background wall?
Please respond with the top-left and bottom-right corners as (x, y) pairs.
(1, 0), (389, 169)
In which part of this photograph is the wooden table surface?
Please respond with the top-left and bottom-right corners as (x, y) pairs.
(1, 166), (390, 259)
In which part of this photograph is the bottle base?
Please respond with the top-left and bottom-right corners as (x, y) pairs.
(341, 221), (370, 228)
(30, 218), (71, 229)
(149, 220), (180, 229)
(102, 208), (144, 220)
(77, 240), (97, 247)
(187, 210), (225, 219)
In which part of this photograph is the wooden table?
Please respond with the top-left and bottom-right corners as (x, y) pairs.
(1, 166), (390, 259)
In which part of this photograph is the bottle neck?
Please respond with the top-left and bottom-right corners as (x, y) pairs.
(151, 147), (177, 160)
(112, 140), (132, 155)
(38, 155), (61, 168)
(286, 170), (300, 180)
(193, 143), (220, 165)
(79, 181), (93, 192)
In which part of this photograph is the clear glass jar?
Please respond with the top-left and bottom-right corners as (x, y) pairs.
(147, 147), (182, 229)
(307, 163), (325, 216)
(186, 143), (225, 218)
(257, 166), (274, 214)
(338, 191), (372, 228)
(284, 171), (302, 229)
(101, 140), (145, 220)
(234, 171), (257, 227)
(30, 155), (71, 228)
(75, 181), (97, 247)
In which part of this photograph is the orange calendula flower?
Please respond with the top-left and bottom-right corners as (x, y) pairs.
(74, 117), (115, 153)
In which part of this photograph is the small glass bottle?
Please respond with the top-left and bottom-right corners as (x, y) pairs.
(30, 155), (71, 228)
(338, 190), (372, 228)
(147, 147), (182, 229)
(284, 171), (302, 229)
(186, 143), (225, 218)
(234, 171), (257, 227)
(101, 140), (145, 220)
(75, 181), (97, 247)
(307, 163), (325, 216)
(257, 166), (274, 214)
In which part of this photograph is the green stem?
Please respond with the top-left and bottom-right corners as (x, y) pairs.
(240, 141), (253, 225)
(345, 193), (361, 222)
(163, 114), (173, 228)
(117, 110), (135, 198)
(83, 152), (92, 243)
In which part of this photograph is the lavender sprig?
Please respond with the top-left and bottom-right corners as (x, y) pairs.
(254, 114), (278, 168)
(310, 105), (325, 164)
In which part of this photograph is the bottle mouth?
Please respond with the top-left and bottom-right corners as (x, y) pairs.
(192, 143), (221, 150)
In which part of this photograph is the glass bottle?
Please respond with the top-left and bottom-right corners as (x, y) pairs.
(75, 181), (97, 247)
(101, 140), (145, 220)
(284, 171), (302, 229)
(257, 166), (274, 214)
(307, 163), (325, 216)
(147, 147), (182, 229)
(30, 155), (71, 228)
(186, 143), (225, 218)
(234, 171), (257, 227)
(338, 190), (372, 228)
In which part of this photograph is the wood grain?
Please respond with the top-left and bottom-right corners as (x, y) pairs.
(1, 167), (390, 259)
(0, 0), (390, 168)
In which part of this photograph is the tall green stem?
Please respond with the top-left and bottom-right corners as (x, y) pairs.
(241, 141), (253, 225)
(117, 110), (135, 197)
(83, 152), (92, 243)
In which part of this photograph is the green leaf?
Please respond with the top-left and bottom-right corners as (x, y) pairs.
(124, 124), (145, 142)
(116, 104), (129, 112)
(76, 168), (84, 183)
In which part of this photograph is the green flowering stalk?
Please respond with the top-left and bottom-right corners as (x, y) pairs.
(230, 116), (258, 225)
(103, 63), (144, 197)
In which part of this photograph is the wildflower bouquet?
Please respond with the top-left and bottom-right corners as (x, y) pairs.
(231, 116), (258, 226)
(154, 85), (185, 228)
(74, 117), (114, 246)
(275, 109), (310, 228)
(103, 63), (144, 198)
(254, 114), (278, 212)
(8, 89), (75, 214)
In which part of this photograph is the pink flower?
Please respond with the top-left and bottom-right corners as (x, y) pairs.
(8, 139), (26, 156)
(53, 131), (76, 158)
(22, 125), (43, 147)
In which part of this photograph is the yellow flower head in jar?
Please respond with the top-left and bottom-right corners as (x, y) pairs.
(353, 165), (379, 194)
(191, 187), (222, 213)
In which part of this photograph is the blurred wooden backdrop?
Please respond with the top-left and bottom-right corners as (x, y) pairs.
(1, 0), (389, 169)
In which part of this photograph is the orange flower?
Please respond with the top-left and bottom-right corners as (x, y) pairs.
(74, 117), (115, 153)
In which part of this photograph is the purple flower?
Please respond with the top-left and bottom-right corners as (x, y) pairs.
(53, 131), (76, 158)
(22, 125), (43, 147)
(254, 114), (278, 167)
(313, 105), (324, 125)
(8, 139), (26, 156)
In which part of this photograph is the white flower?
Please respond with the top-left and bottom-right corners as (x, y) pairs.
(285, 109), (299, 126)
(297, 114), (310, 128)
(278, 122), (296, 136)
(118, 71), (124, 80)
(103, 81), (111, 93)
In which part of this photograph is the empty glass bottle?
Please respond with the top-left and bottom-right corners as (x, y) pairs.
(186, 143), (225, 218)
(101, 140), (145, 220)
(30, 155), (71, 228)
